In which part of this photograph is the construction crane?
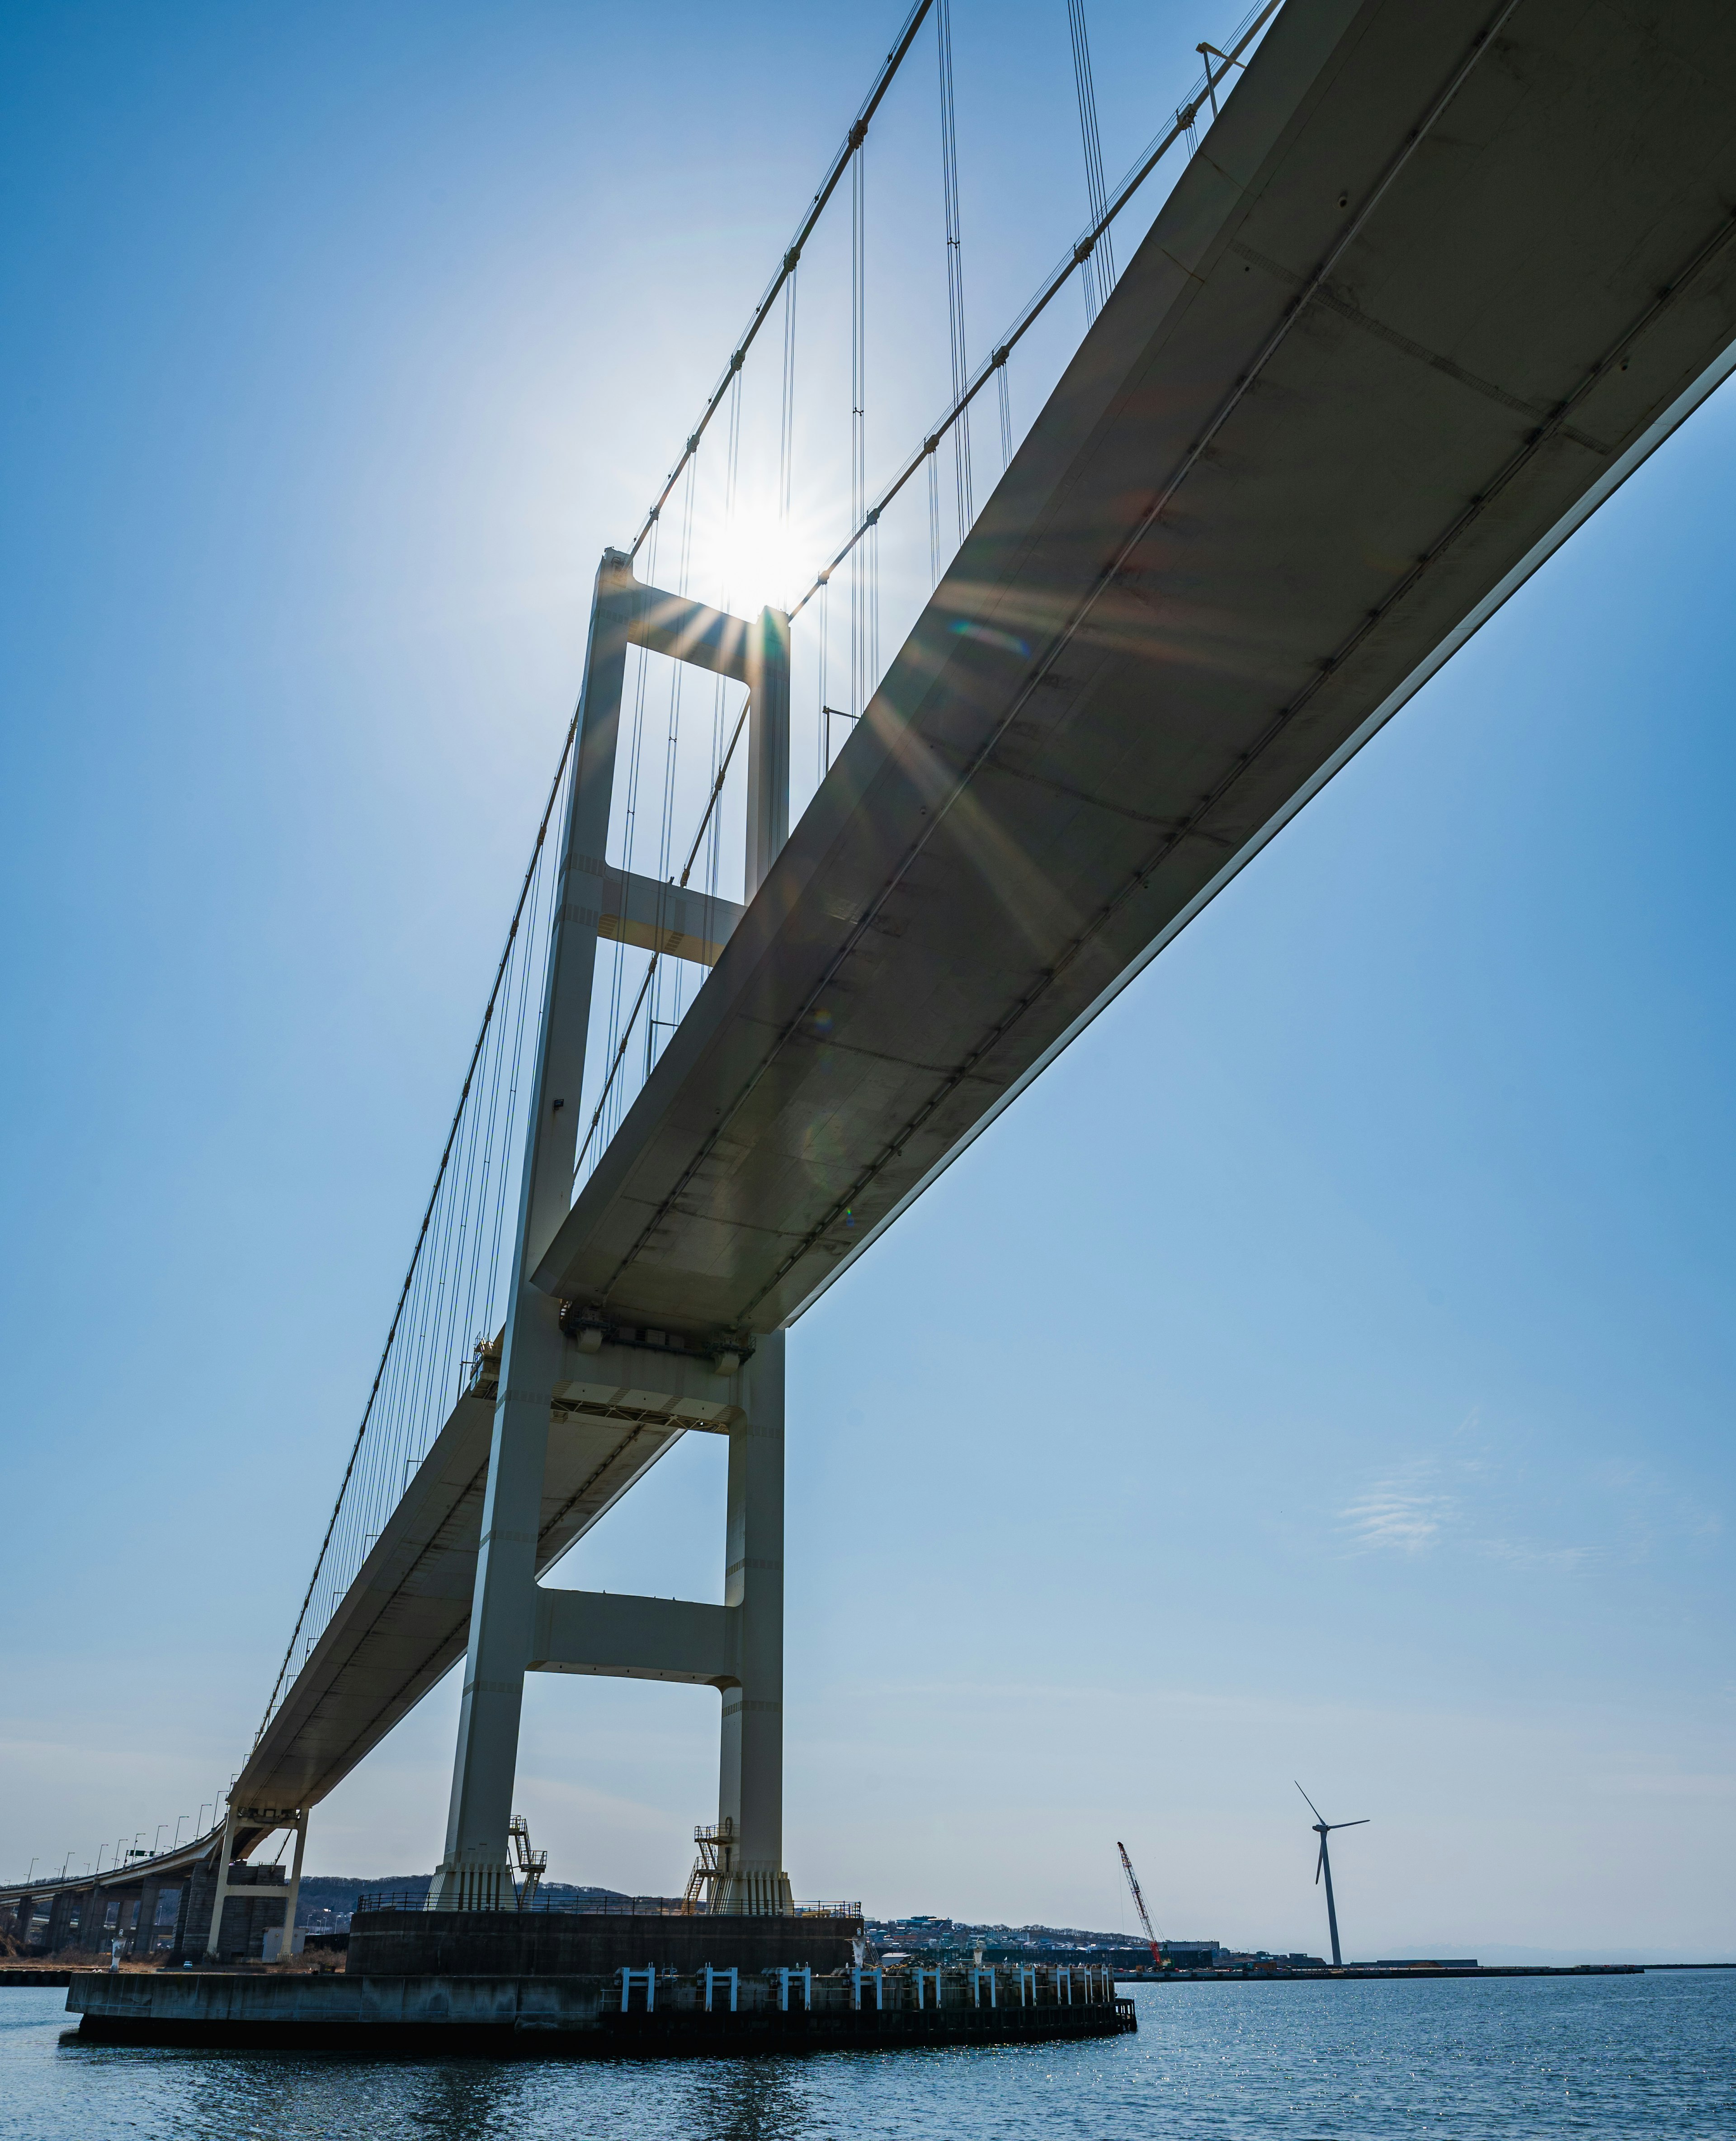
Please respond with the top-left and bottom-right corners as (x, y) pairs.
(1117, 1841), (1164, 1969)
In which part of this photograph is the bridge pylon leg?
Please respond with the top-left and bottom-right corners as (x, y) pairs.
(431, 549), (632, 1911)
(430, 1290), (562, 1909)
(714, 1330), (793, 1914)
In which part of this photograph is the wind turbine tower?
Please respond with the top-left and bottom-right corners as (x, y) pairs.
(1296, 1782), (1368, 1967)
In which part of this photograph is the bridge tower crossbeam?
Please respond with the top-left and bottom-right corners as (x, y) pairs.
(430, 549), (794, 1915)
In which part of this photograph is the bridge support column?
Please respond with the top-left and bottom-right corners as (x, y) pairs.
(714, 1332), (792, 1914)
(203, 1805), (237, 1958)
(278, 1806), (307, 1957)
(130, 1876), (163, 1957)
(45, 1887), (80, 1953)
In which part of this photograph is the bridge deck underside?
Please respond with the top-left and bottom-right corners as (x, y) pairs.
(242, 0), (1736, 1821)
(535, 0), (1736, 1338)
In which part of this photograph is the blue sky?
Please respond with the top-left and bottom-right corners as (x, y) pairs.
(3, 0), (1733, 1961)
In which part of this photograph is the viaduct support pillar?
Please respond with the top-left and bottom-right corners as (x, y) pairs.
(130, 1875), (162, 1958)
(203, 1805), (238, 1958)
(278, 1806), (308, 1957)
(45, 1886), (80, 1954)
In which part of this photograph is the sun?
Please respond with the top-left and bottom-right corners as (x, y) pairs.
(703, 492), (814, 619)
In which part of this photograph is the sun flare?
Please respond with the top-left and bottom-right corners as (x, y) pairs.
(701, 492), (818, 619)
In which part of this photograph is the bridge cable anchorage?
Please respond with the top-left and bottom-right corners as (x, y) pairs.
(599, 0), (1531, 1319)
(786, 0), (1283, 623)
(627, 0), (934, 558)
(1195, 38), (1247, 120)
(257, 698), (584, 1739)
(936, 0), (972, 541)
(1067, 0), (1116, 322)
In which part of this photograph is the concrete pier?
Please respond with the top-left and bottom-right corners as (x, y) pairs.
(68, 1962), (1135, 2054)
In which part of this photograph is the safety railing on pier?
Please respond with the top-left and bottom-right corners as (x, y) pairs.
(354, 1887), (861, 1919)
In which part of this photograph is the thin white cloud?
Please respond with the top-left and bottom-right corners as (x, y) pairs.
(1338, 1425), (1708, 1579)
(1340, 1473), (1454, 1555)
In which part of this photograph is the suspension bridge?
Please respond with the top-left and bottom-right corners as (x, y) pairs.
(10, 0), (1736, 1966)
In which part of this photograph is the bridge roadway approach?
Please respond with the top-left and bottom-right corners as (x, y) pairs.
(166, 0), (1736, 1888)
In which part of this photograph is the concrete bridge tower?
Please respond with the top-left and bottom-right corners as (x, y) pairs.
(430, 552), (795, 1914)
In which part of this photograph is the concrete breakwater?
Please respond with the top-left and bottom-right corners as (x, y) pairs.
(68, 1962), (1135, 2053)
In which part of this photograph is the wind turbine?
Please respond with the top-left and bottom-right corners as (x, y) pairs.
(1296, 1782), (1368, 1966)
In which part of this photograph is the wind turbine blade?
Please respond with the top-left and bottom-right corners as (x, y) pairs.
(1295, 1781), (1326, 1824)
(1329, 1820), (1370, 1831)
(1315, 1841), (1324, 1883)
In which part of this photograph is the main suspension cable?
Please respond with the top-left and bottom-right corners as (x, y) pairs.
(788, 0), (1282, 624)
(627, 0), (935, 558)
(257, 701), (584, 1738)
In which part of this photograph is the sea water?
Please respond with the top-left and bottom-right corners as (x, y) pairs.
(2, 1971), (1731, 2137)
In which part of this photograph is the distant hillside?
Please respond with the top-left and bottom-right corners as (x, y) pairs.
(290, 1876), (630, 1929)
(288, 1881), (1179, 1953)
